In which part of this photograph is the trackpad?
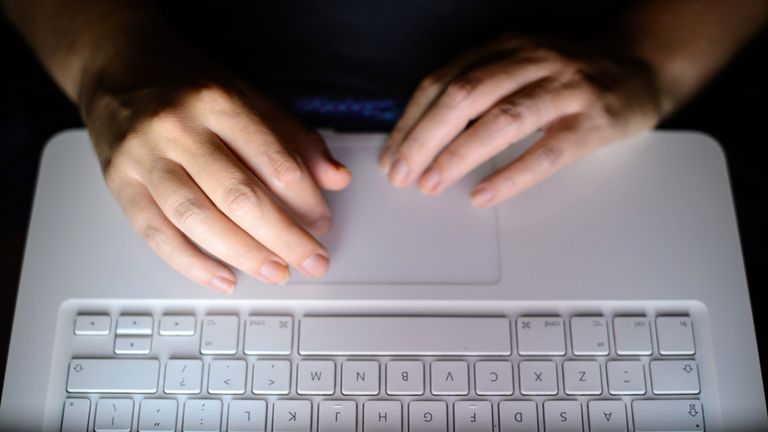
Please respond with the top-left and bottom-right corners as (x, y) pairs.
(290, 132), (500, 285)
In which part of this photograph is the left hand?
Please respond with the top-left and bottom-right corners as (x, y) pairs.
(380, 34), (664, 206)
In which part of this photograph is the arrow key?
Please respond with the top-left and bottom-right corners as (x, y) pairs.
(588, 400), (627, 431)
(208, 360), (246, 394)
(114, 336), (151, 355)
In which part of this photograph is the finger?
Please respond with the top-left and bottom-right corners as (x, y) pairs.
(171, 133), (331, 277)
(382, 34), (531, 168)
(385, 57), (554, 187)
(196, 88), (333, 234)
(111, 179), (237, 294)
(141, 157), (294, 284)
(418, 78), (588, 195)
(470, 116), (600, 207)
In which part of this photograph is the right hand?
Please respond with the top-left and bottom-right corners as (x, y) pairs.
(79, 50), (351, 293)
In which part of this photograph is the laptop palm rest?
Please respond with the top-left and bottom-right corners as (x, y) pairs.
(290, 132), (500, 285)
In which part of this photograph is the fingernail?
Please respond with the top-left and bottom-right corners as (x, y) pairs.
(420, 168), (441, 194)
(258, 260), (290, 284)
(330, 158), (351, 174)
(379, 147), (394, 172)
(471, 186), (495, 207)
(209, 275), (235, 294)
(301, 252), (329, 277)
(389, 157), (410, 187)
(311, 216), (331, 234)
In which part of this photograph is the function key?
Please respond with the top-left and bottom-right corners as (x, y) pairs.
(74, 314), (111, 335)
(570, 317), (609, 356)
(516, 317), (566, 356)
(613, 317), (652, 355)
(656, 316), (695, 355)
(244, 316), (293, 355)
(200, 315), (239, 355)
(116, 315), (153, 335)
(159, 315), (196, 336)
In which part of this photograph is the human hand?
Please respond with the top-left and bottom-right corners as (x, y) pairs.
(380, 34), (663, 206)
(81, 49), (351, 293)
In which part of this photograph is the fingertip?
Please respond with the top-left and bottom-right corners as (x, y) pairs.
(470, 185), (496, 207)
(318, 161), (352, 191)
(209, 274), (236, 294)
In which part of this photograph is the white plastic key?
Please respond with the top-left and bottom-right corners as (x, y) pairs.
(158, 316), (196, 336)
(273, 400), (312, 432)
(182, 399), (221, 432)
(408, 401), (447, 432)
(516, 317), (565, 356)
(67, 359), (159, 393)
(228, 400), (267, 432)
(613, 317), (652, 355)
(606, 361), (645, 395)
(200, 315), (238, 355)
(656, 316), (695, 355)
(94, 399), (133, 432)
(114, 336), (151, 355)
(252, 360), (291, 394)
(61, 398), (90, 432)
(650, 360), (700, 394)
(386, 361), (424, 395)
(138, 399), (177, 432)
(544, 400), (582, 432)
(632, 400), (704, 431)
(454, 401), (493, 432)
(587, 400), (627, 432)
(342, 360), (380, 395)
(318, 400), (357, 432)
(474, 360), (514, 395)
(116, 315), (153, 335)
(74, 315), (111, 335)
(244, 315), (293, 355)
(208, 359), (246, 394)
(363, 401), (402, 432)
(519, 361), (557, 395)
(499, 401), (538, 432)
(570, 317), (609, 356)
(297, 360), (336, 395)
(164, 359), (203, 394)
(430, 361), (469, 395)
(563, 360), (602, 395)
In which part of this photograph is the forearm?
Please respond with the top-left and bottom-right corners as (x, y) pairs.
(614, 0), (768, 116)
(0, 0), (170, 103)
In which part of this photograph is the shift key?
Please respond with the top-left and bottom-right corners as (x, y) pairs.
(67, 359), (159, 393)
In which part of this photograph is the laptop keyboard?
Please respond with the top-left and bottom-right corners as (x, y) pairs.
(58, 307), (707, 432)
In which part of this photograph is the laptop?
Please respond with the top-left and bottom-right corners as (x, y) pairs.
(0, 129), (765, 431)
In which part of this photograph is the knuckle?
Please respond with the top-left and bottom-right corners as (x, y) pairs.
(493, 100), (528, 127)
(536, 143), (565, 169)
(266, 154), (303, 187)
(441, 75), (480, 106)
(170, 196), (208, 227)
(222, 180), (263, 218)
(138, 223), (167, 251)
(419, 72), (445, 92)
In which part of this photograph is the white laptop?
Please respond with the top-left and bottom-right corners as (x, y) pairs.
(0, 129), (765, 431)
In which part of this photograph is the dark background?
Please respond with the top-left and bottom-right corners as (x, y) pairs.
(1, 9), (766, 394)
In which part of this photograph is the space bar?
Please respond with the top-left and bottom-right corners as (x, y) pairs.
(299, 316), (511, 355)
(67, 359), (159, 393)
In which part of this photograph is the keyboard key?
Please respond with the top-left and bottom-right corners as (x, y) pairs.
(543, 400), (582, 432)
(228, 400), (266, 432)
(454, 401), (492, 432)
(587, 400), (627, 432)
(606, 361), (645, 395)
(67, 359), (159, 393)
(386, 361), (424, 395)
(182, 399), (221, 432)
(499, 401), (537, 432)
(61, 398), (90, 432)
(114, 336), (151, 355)
(431, 361), (469, 395)
(364, 400), (402, 432)
(158, 315), (196, 336)
(273, 400), (312, 432)
(300, 316), (511, 355)
(409, 401), (447, 432)
(563, 361), (602, 395)
(244, 316), (293, 355)
(474, 360), (514, 395)
(517, 317), (566, 356)
(342, 360), (380, 395)
(164, 359), (203, 394)
(631, 400), (704, 431)
(138, 399), (177, 432)
(297, 360), (336, 395)
(656, 316), (695, 355)
(208, 359), (246, 394)
(570, 317), (609, 356)
(116, 315), (153, 335)
(519, 361), (558, 395)
(318, 400), (357, 432)
(252, 360), (291, 394)
(613, 317), (652, 355)
(200, 315), (238, 355)
(650, 360), (700, 394)
(74, 315), (111, 335)
(94, 398), (133, 432)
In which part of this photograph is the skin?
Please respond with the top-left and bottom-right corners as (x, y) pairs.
(2, 0), (766, 293)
